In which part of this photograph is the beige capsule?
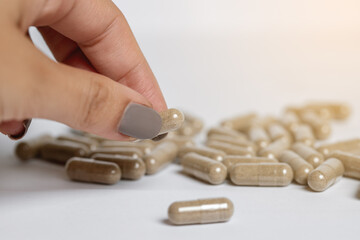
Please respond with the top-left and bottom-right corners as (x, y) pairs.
(317, 139), (360, 156)
(207, 127), (248, 141)
(157, 108), (185, 135)
(248, 125), (270, 149)
(267, 123), (291, 142)
(90, 147), (143, 159)
(291, 142), (324, 167)
(279, 150), (313, 185)
(229, 163), (293, 186)
(40, 140), (89, 164)
(100, 140), (154, 154)
(329, 151), (360, 179)
(15, 134), (53, 161)
(178, 145), (226, 161)
(305, 102), (351, 120)
(258, 137), (290, 159)
(183, 112), (204, 132)
(307, 158), (344, 192)
(206, 141), (254, 157)
(280, 111), (300, 132)
(165, 135), (196, 148)
(92, 153), (145, 180)
(300, 111), (331, 140)
(223, 156), (277, 171)
(66, 157), (121, 185)
(221, 113), (257, 131)
(57, 134), (98, 151)
(206, 134), (257, 152)
(175, 121), (201, 137)
(168, 197), (234, 225)
(144, 141), (178, 174)
(292, 124), (315, 147)
(181, 153), (227, 184)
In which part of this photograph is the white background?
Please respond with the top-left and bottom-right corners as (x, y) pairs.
(1, 0), (360, 239)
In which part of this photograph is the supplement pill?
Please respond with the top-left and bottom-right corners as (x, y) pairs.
(168, 197), (234, 225)
(100, 140), (154, 154)
(221, 113), (257, 131)
(206, 141), (254, 157)
(292, 124), (315, 147)
(305, 102), (351, 120)
(229, 163), (293, 186)
(40, 140), (89, 164)
(291, 142), (324, 167)
(144, 141), (178, 174)
(223, 156), (277, 172)
(258, 137), (290, 159)
(57, 134), (98, 150)
(92, 153), (145, 180)
(307, 158), (344, 192)
(178, 145), (226, 161)
(317, 139), (360, 156)
(207, 127), (248, 141)
(66, 157), (121, 184)
(300, 111), (331, 140)
(181, 153), (227, 185)
(279, 150), (313, 185)
(206, 135), (257, 152)
(154, 109), (184, 138)
(280, 111), (300, 132)
(90, 147), (143, 159)
(267, 123), (291, 142)
(329, 151), (360, 180)
(15, 134), (53, 161)
(248, 125), (270, 149)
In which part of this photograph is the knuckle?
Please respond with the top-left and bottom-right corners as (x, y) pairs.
(78, 79), (111, 129)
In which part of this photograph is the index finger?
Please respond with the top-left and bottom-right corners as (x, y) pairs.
(32, 0), (166, 111)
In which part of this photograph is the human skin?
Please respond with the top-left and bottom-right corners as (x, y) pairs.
(0, 0), (167, 140)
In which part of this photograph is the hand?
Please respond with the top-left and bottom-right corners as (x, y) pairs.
(0, 0), (167, 140)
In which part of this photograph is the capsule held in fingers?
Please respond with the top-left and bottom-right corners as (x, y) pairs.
(181, 153), (227, 185)
(307, 158), (344, 192)
(66, 157), (121, 185)
(168, 197), (234, 225)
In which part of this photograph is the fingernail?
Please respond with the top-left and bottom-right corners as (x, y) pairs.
(118, 103), (162, 139)
(9, 119), (32, 140)
(151, 133), (168, 141)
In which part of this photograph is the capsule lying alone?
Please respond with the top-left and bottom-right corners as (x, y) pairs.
(66, 157), (121, 185)
(307, 158), (344, 192)
(181, 153), (227, 185)
(168, 197), (234, 225)
(229, 163), (293, 186)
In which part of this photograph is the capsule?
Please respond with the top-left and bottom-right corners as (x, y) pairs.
(317, 139), (360, 156)
(292, 124), (315, 147)
(175, 121), (201, 137)
(165, 135), (196, 148)
(267, 123), (291, 142)
(206, 134), (257, 152)
(329, 151), (360, 179)
(221, 113), (257, 131)
(181, 153), (227, 184)
(156, 108), (185, 136)
(307, 158), (344, 192)
(66, 157), (121, 184)
(291, 142), (324, 167)
(280, 111), (300, 132)
(90, 147), (143, 159)
(178, 145), (226, 162)
(207, 127), (248, 141)
(168, 197), (234, 225)
(223, 156), (277, 171)
(258, 137), (290, 159)
(279, 150), (313, 185)
(15, 134), (53, 161)
(92, 153), (145, 180)
(305, 102), (351, 120)
(229, 163), (293, 186)
(248, 125), (270, 149)
(40, 140), (89, 164)
(182, 112), (204, 133)
(300, 111), (331, 140)
(206, 141), (254, 157)
(100, 140), (154, 154)
(144, 141), (178, 174)
(57, 134), (98, 150)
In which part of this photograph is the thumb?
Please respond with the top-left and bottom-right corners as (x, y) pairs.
(29, 63), (163, 140)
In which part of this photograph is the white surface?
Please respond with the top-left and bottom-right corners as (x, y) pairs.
(2, 0), (360, 239)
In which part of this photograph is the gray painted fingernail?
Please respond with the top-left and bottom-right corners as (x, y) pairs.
(118, 103), (162, 139)
(9, 119), (32, 140)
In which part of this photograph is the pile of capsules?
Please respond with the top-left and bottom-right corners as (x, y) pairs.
(14, 102), (360, 225)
